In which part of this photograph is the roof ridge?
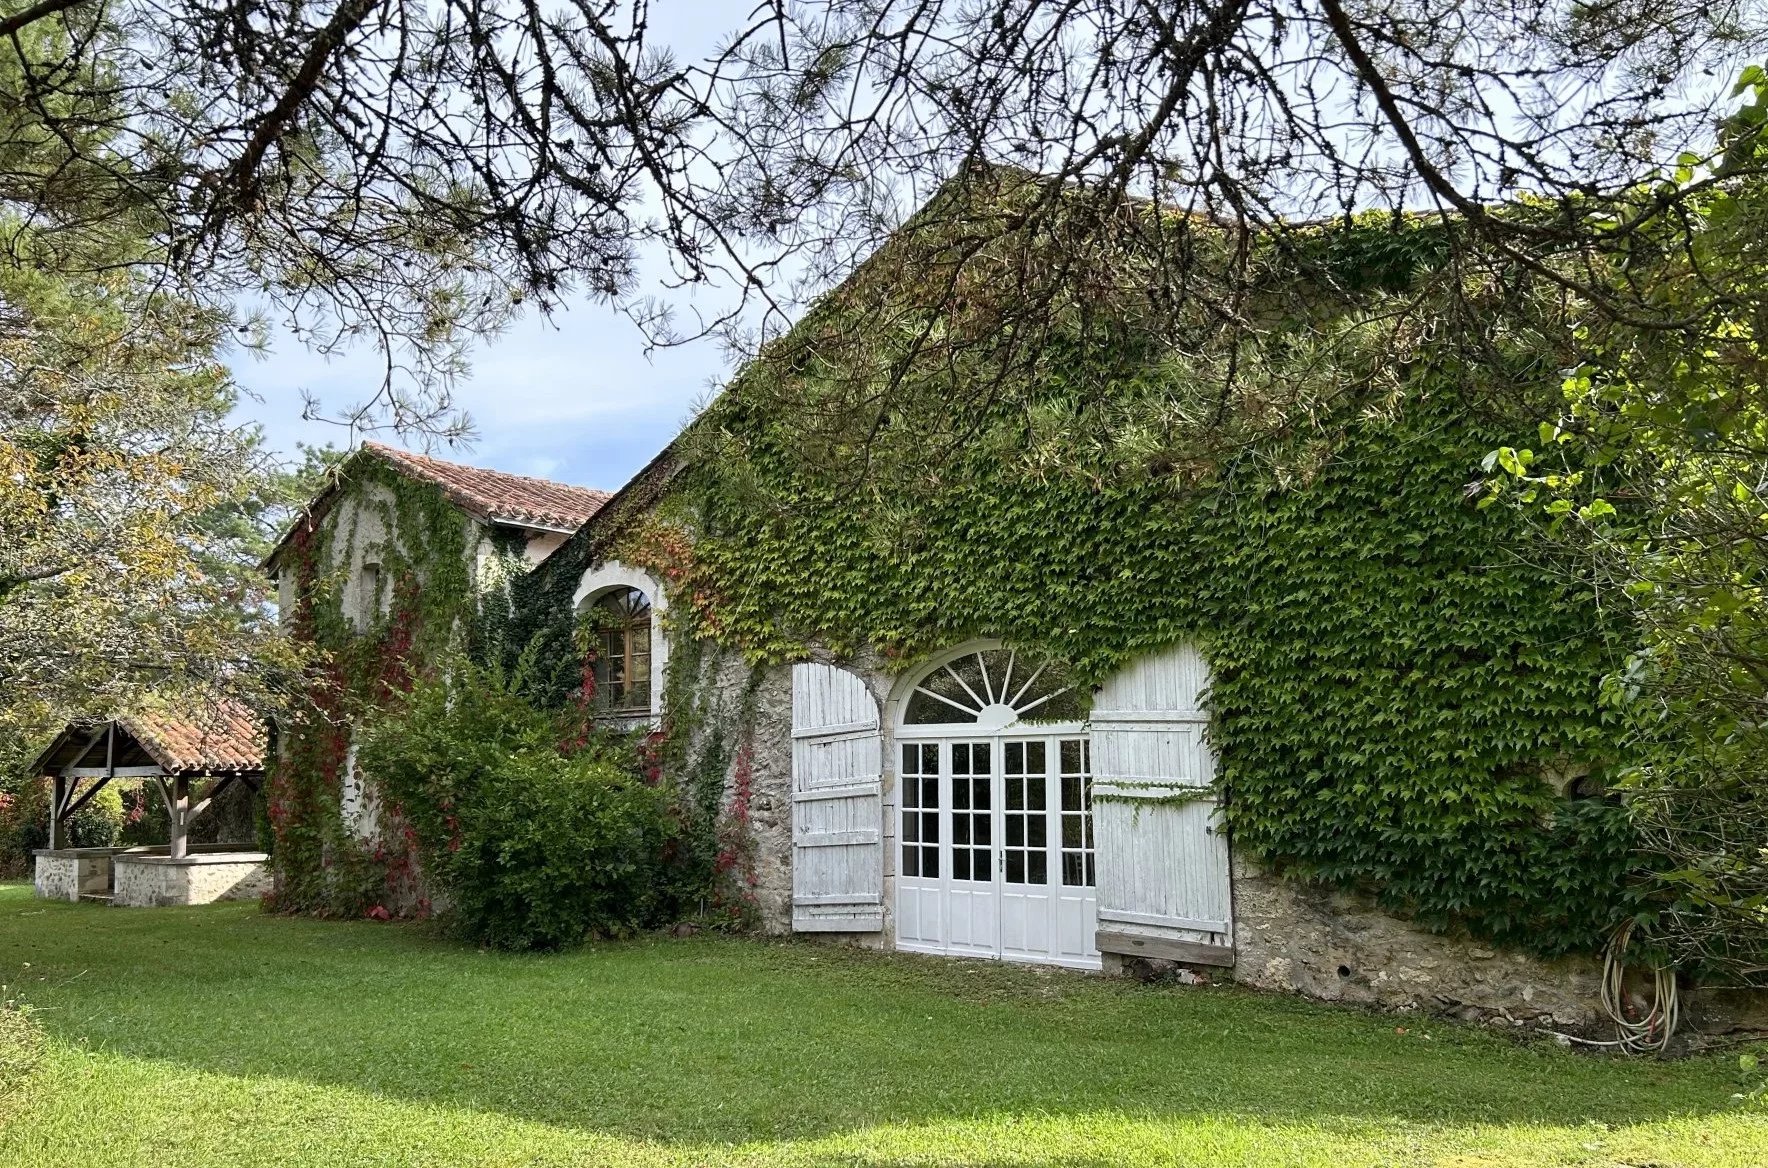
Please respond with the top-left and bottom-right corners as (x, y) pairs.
(362, 441), (610, 498)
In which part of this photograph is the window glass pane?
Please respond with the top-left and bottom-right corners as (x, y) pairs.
(1030, 851), (1048, 884)
(587, 587), (653, 712)
(904, 650), (1084, 724)
(923, 846), (940, 877)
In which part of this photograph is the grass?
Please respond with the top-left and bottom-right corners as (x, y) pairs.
(0, 883), (1763, 1166)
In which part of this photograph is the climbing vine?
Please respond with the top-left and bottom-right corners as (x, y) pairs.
(518, 210), (1649, 958)
(269, 454), (503, 916)
(670, 366), (1637, 954)
(273, 448), (757, 933)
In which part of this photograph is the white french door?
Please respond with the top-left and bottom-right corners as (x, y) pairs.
(895, 734), (1099, 969)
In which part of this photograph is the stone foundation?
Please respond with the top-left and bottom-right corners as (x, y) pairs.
(33, 848), (117, 902)
(112, 853), (271, 908)
(1230, 856), (1605, 1030)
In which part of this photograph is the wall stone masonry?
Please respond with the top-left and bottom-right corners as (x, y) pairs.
(682, 649), (796, 933)
(1229, 855), (1605, 1030)
(32, 852), (79, 902)
(112, 853), (271, 908)
(32, 849), (116, 901)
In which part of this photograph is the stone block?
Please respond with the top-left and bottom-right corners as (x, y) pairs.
(112, 853), (271, 908)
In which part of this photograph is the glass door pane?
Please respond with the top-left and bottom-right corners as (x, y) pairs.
(949, 741), (992, 882)
(1001, 739), (1048, 885)
(944, 740), (998, 955)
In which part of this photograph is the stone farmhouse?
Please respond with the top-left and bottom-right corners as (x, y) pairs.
(261, 442), (609, 904)
(260, 208), (1768, 1038)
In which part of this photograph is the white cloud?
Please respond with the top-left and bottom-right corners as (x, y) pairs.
(228, 295), (730, 493)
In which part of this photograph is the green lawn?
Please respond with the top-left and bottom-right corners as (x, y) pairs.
(0, 884), (1763, 1166)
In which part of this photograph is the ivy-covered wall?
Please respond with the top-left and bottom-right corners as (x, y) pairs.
(519, 363), (1634, 958)
(269, 454), (519, 916)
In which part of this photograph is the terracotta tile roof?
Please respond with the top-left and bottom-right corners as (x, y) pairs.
(120, 700), (265, 774)
(364, 442), (611, 531)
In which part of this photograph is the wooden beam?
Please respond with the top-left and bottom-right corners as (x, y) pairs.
(61, 777), (113, 819)
(1095, 929), (1237, 968)
(63, 765), (164, 778)
(169, 775), (190, 859)
(186, 775), (237, 823)
(59, 726), (108, 776)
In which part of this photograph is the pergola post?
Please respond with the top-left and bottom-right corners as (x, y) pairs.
(169, 775), (190, 859)
(48, 774), (63, 850)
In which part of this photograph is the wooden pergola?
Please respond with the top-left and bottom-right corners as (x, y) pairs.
(32, 704), (266, 858)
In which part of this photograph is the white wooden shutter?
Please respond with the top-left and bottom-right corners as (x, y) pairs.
(791, 663), (885, 932)
(1091, 644), (1235, 966)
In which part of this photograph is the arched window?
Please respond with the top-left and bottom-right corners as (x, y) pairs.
(589, 587), (653, 714)
(903, 645), (1084, 729)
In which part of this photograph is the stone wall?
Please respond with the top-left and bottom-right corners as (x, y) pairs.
(32, 853), (79, 901)
(32, 849), (116, 901)
(1229, 855), (1605, 1030)
(675, 643), (905, 941)
(674, 645), (796, 934)
(113, 854), (270, 907)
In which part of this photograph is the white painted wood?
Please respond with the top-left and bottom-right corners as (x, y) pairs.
(896, 730), (1102, 971)
(791, 662), (885, 932)
(1090, 644), (1234, 955)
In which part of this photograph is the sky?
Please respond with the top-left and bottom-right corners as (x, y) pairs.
(225, 0), (743, 497)
(227, 298), (732, 496)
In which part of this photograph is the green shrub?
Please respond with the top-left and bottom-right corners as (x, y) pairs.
(0, 777), (124, 872)
(445, 751), (677, 950)
(358, 660), (683, 950)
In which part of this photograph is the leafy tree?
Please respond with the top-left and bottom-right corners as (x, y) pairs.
(0, 0), (1760, 431)
(0, 238), (307, 766)
(1483, 75), (1768, 981)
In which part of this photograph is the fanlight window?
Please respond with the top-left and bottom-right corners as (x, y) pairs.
(588, 588), (652, 715)
(904, 647), (1084, 727)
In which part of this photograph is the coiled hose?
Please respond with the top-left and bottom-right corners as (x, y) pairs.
(1546, 919), (1680, 1052)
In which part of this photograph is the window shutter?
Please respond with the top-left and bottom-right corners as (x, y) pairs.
(791, 663), (885, 932)
(1090, 645), (1235, 966)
